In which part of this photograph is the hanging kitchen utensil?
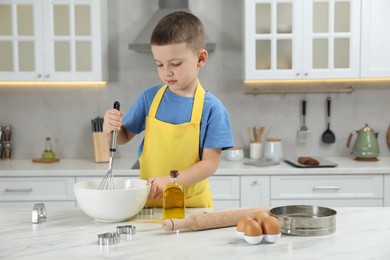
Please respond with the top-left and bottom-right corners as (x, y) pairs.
(387, 125), (390, 147)
(322, 97), (336, 144)
(297, 99), (310, 143)
(98, 101), (120, 190)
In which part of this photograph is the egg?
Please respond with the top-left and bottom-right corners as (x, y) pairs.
(261, 216), (281, 243)
(243, 219), (264, 245)
(236, 216), (252, 239)
(237, 216), (253, 232)
(254, 211), (269, 225)
(261, 216), (281, 235)
(244, 219), (263, 236)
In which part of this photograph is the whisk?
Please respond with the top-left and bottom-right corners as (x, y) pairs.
(98, 101), (120, 190)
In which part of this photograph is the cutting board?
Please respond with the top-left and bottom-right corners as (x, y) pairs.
(284, 156), (337, 168)
(32, 158), (60, 163)
(387, 125), (390, 147)
(244, 158), (280, 167)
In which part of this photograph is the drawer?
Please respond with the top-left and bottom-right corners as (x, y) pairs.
(209, 176), (239, 200)
(240, 176), (270, 208)
(270, 199), (383, 208)
(0, 201), (76, 208)
(0, 177), (75, 201)
(213, 200), (240, 210)
(271, 175), (383, 199)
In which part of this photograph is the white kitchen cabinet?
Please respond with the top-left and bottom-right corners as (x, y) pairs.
(209, 176), (240, 210)
(243, 0), (360, 80)
(0, 177), (75, 208)
(0, 0), (107, 82)
(270, 175), (383, 207)
(385, 175), (390, 207)
(361, 0), (390, 78)
(240, 176), (270, 208)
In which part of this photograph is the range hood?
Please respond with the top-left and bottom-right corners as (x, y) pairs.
(128, 0), (216, 53)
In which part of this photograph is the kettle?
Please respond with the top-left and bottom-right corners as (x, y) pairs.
(347, 123), (379, 161)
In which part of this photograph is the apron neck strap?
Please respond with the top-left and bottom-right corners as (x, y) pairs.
(191, 82), (205, 123)
(148, 82), (205, 123)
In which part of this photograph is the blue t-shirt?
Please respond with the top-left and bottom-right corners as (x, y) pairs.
(123, 85), (234, 158)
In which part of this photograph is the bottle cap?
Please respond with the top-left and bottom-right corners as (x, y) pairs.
(170, 170), (179, 178)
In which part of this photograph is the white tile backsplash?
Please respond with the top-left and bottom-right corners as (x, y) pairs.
(0, 0), (389, 159)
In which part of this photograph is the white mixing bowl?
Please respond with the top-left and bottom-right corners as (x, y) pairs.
(74, 178), (150, 222)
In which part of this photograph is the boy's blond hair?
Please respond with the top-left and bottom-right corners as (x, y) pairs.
(150, 11), (205, 52)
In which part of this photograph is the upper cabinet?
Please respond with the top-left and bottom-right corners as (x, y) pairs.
(0, 0), (107, 82)
(244, 0), (361, 80)
(360, 0), (390, 78)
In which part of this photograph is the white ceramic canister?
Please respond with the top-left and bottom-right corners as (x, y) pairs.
(249, 142), (262, 159)
(264, 138), (283, 162)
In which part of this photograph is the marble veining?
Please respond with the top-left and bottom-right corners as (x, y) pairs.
(0, 207), (390, 259)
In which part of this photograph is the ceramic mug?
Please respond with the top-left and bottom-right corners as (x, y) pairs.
(264, 138), (283, 162)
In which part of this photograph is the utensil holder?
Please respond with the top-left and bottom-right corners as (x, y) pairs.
(92, 132), (109, 163)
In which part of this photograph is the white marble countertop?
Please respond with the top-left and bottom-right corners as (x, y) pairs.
(1, 156), (390, 177)
(1, 207), (389, 259)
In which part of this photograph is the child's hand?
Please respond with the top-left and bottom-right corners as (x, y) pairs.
(103, 108), (123, 134)
(147, 176), (170, 201)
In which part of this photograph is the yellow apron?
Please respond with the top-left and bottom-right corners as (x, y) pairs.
(140, 82), (213, 208)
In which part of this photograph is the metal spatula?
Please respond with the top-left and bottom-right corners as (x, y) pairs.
(297, 99), (310, 143)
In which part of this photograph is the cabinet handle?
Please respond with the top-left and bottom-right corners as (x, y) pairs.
(45, 74), (50, 78)
(5, 188), (33, 193)
(296, 73), (300, 76)
(37, 74), (42, 78)
(304, 73), (308, 76)
(251, 181), (258, 185)
(313, 186), (340, 191)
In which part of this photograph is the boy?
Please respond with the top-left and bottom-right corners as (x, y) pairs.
(103, 11), (233, 208)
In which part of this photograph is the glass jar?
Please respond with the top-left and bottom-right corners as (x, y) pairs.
(3, 142), (12, 159)
(2, 125), (12, 141)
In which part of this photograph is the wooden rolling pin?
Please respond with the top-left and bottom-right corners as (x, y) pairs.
(162, 207), (268, 231)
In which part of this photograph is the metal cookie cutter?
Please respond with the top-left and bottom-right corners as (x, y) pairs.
(32, 203), (47, 224)
(137, 206), (155, 218)
(97, 232), (121, 246)
(117, 225), (136, 235)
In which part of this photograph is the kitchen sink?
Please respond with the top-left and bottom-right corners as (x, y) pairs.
(131, 160), (140, 169)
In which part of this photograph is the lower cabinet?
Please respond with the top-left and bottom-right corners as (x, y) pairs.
(0, 174), (388, 209)
(209, 176), (240, 210)
(270, 175), (384, 207)
(240, 176), (270, 208)
(0, 177), (75, 208)
(385, 175), (390, 207)
(209, 175), (271, 210)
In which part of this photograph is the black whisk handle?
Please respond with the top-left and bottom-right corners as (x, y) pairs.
(113, 101), (120, 111)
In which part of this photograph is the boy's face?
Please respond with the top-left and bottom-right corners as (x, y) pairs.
(151, 43), (207, 96)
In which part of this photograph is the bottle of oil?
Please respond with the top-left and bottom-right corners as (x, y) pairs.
(163, 170), (185, 219)
(41, 137), (55, 159)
